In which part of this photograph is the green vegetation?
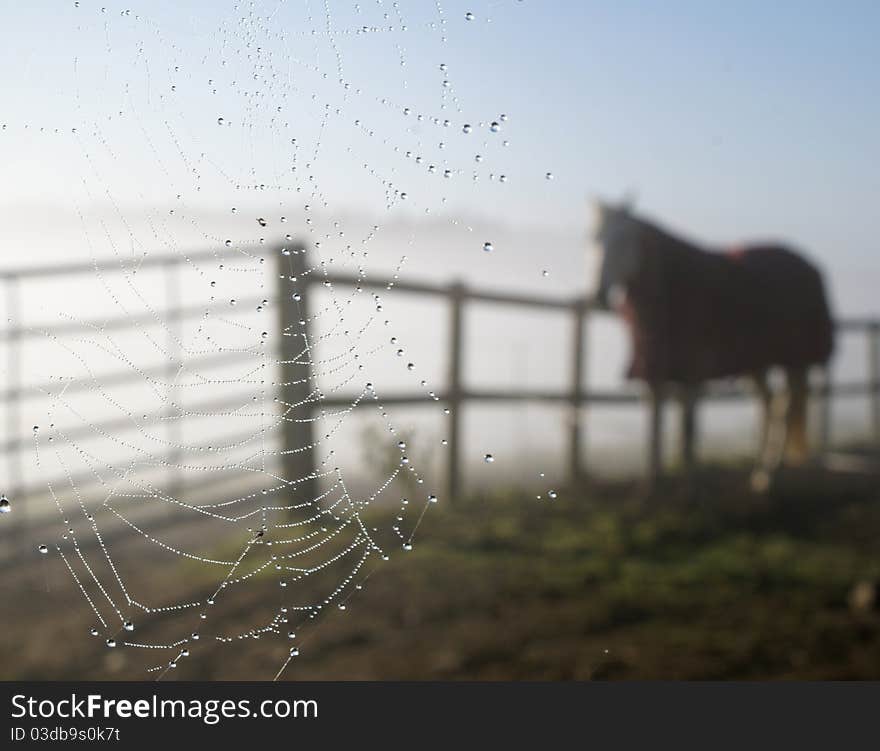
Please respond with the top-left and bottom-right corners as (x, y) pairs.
(4, 465), (880, 680)
(286, 466), (880, 680)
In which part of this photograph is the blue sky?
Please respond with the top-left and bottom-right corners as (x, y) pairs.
(495, 1), (880, 245)
(1, 1), (878, 482)
(2, 1), (879, 312)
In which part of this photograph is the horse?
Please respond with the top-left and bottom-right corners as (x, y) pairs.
(591, 198), (834, 491)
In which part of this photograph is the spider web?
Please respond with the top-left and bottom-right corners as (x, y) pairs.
(12, 0), (528, 680)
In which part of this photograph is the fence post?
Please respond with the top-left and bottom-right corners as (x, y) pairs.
(568, 300), (587, 484)
(446, 281), (466, 503)
(680, 386), (698, 477)
(164, 260), (183, 500)
(277, 242), (317, 505)
(5, 275), (26, 549)
(869, 323), (880, 447)
(817, 366), (832, 455)
(647, 384), (664, 489)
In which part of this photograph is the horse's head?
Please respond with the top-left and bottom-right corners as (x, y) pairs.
(591, 197), (641, 310)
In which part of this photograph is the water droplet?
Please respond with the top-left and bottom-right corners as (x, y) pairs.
(465, 11), (475, 21)
(482, 241), (494, 252)
(257, 217), (267, 227)
(484, 454), (495, 463)
(545, 172), (554, 180)
(123, 621), (134, 631)
(548, 490), (558, 499)
(224, 239), (232, 247)
(428, 494), (438, 503)
(462, 123), (472, 134)
(38, 544), (48, 554)
(289, 647), (299, 656)
(0, 496), (10, 514)
(106, 638), (116, 648)
(489, 121), (501, 133)
(217, 117), (225, 125)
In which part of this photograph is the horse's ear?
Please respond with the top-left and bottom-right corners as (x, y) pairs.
(591, 195), (611, 217)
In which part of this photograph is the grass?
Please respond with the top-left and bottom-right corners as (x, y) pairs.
(4, 463), (880, 679)
(277, 465), (880, 680)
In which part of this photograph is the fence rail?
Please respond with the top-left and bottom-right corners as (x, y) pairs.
(3, 244), (880, 517)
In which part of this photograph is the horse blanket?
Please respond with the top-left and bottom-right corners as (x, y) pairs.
(619, 220), (834, 384)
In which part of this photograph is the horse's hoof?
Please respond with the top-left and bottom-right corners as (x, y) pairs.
(750, 469), (772, 494)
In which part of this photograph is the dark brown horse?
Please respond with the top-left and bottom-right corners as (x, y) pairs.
(592, 199), (834, 490)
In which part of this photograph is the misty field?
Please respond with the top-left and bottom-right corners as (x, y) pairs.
(3, 464), (880, 681)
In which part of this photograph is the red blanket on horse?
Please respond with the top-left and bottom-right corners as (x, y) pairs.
(620, 221), (834, 384)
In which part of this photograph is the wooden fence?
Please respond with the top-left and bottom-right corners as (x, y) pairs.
(2, 243), (880, 516)
(281, 248), (880, 498)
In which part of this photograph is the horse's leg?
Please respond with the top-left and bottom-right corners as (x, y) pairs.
(751, 369), (786, 493)
(679, 384), (698, 479)
(646, 382), (664, 492)
(753, 370), (772, 458)
(784, 367), (809, 465)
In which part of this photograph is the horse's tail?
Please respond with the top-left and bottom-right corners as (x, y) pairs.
(801, 257), (835, 365)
